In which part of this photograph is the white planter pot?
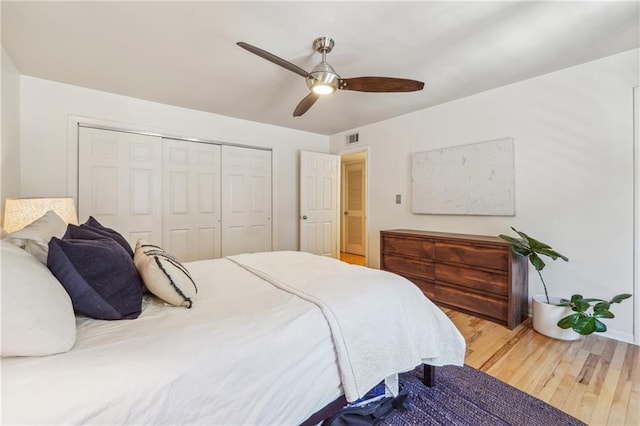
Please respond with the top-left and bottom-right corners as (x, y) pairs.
(532, 294), (580, 341)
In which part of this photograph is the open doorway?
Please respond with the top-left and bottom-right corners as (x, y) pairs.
(340, 150), (368, 266)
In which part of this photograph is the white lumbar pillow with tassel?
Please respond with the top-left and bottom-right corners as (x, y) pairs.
(133, 240), (197, 308)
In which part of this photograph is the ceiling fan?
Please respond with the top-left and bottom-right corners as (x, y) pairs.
(237, 37), (425, 117)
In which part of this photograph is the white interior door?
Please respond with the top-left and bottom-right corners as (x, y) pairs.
(344, 161), (366, 255)
(299, 151), (340, 257)
(78, 127), (163, 247)
(163, 139), (221, 261)
(221, 145), (272, 256)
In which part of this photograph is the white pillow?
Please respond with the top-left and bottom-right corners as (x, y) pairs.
(2, 210), (67, 264)
(1, 240), (76, 357)
(133, 240), (197, 308)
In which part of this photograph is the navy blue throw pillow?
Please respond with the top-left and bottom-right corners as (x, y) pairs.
(64, 223), (132, 256)
(47, 237), (143, 320)
(82, 216), (134, 257)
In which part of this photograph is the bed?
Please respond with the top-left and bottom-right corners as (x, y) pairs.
(1, 216), (465, 425)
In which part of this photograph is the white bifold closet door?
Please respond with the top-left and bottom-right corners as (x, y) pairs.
(78, 127), (272, 260)
(221, 145), (272, 256)
(78, 127), (163, 247)
(163, 139), (221, 261)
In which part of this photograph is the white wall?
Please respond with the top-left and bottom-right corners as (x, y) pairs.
(1, 48), (21, 225)
(331, 49), (639, 343)
(19, 76), (329, 250)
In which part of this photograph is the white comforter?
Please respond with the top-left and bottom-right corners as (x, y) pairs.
(2, 252), (465, 425)
(229, 251), (466, 402)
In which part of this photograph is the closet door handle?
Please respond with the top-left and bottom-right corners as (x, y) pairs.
(302, 215), (308, 220)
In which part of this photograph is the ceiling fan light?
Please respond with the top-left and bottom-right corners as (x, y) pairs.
(311, 84), (336, 95)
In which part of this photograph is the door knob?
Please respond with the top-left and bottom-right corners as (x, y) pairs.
(302, 215), (308, 220)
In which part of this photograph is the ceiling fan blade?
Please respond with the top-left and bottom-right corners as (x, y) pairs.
(293, 92), (320, 117)
(237, 42), (311, 78)
(339, 77), (424, 92)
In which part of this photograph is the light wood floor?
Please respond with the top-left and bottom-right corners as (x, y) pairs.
(445, 308), (639, 425)
(340, 252), (366, 266)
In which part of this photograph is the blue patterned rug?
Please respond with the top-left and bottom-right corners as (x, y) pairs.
(381, 365), (586, 425)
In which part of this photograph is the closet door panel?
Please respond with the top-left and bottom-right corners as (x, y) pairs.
(129, 230), (155, 242)
(78, 127), (163, 248)
(198, 173), (216, 213)
(168, 171), (189, 214)
(163, 139), (221, 262)
(168, 229), (189, 256)
(221, 146), (272, 256)
(92, 166), (118, 215)
(197, 228), (217, 259)
(130, 169), (154, 215)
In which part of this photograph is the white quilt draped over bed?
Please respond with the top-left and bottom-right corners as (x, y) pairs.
(228, 251), (466, 402)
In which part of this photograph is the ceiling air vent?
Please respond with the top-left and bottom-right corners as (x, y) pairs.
(346, 133), (359, 144)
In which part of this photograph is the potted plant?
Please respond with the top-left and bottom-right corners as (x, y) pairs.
(499, 227), (631, 340)
(557, 294), (631, 335)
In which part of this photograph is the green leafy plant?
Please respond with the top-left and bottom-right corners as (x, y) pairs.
(498, 227), (568, 304)
(557, 294), (632, 335)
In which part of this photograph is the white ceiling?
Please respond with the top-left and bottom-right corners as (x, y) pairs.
(2, 1), (638, 135)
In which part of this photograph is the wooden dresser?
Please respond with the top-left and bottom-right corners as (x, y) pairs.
(380, 229), (528, 329)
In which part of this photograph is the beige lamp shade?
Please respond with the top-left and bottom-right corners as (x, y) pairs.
(3, 197), (79, 233)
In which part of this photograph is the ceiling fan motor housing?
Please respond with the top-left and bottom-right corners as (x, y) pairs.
(307, 62), (340, 93)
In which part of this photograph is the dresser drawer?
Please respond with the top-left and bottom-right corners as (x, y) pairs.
(382, 235), (435, 259)
(436, 284), (508, 322)
(382, 254), (435, 279)
(436, 264), (508, 296)
(436, 242), (508, 271)
(401, 275), (436, 299)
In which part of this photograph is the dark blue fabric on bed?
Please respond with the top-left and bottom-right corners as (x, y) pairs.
(80, 216), (134, 257)
(63, 223), (133, 257)
(47, 237), (143, 320)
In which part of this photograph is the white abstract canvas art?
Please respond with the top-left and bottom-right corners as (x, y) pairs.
(411, 138), (515, 215)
